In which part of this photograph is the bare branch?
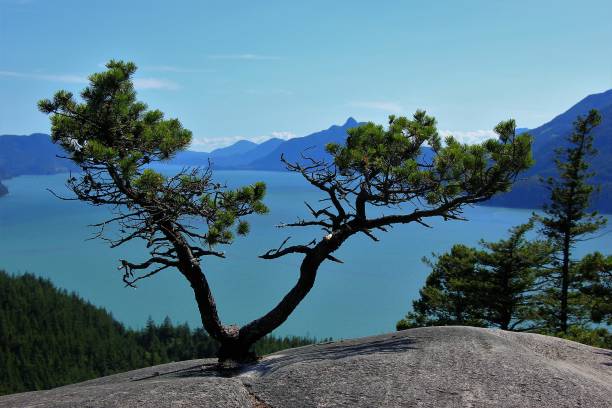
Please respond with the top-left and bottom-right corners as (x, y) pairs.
(119, 256), (179, 287)
(360, 229), (380, 242)
(259, 237), (317, 260)
(326, 254), (344, 263)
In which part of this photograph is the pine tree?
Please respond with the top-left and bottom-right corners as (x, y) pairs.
(397, 245), (485, 329)
(534, 109), (607, 333)
(40, 61), (533, 361)
(477, 222), (552, 330)
(575, 252), (612, 325)
(397, 222), (553, 331)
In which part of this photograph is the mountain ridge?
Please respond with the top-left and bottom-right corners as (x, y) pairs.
(488, 88), (612, 212)
(1, 90), (610, 211)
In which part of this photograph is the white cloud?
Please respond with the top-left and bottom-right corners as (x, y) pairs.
(142, 65), (212, 74)
(132, 78), (180, 90)
(349, 100), (403, 114)
(191, 131), (296, 152)
(0, 70), (87, 84)
(208, 54), (282, 61)
(270, 131), (296, 139)
(439, 129), (498, 145)
(0, 69), (179, 91)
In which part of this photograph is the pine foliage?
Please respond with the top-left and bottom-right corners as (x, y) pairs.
(397, 222), (553, 331)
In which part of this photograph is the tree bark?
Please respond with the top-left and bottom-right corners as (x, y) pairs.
(560, 230), (571, 333)
(159, 222), (232, 345)
(229, 231), (350, 361)
(167, 224), (351, 362)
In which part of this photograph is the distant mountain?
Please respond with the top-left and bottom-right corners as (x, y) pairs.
(488, 89), (612, 213)
(209, 139), (258, 158)
(0, 134), (78, 196)
(218, 137), (285, 167)
(245, 118), (360, 170)
(170, 138), (285, 168)
(169, 119), (360, 170)
(0, 133), (77, 180)
(2, 91), (610, 212)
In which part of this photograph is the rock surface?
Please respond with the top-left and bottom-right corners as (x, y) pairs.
(1, 326), (610, 407)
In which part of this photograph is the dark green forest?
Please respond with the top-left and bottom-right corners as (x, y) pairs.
(0, 271), (321, 395)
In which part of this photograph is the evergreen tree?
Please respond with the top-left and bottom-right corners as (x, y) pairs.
(398, 222), (553, 331)
(575, 252), (612, 325)
(397, 245), (485, 329)
(40, 61), (533, 361)
(476, 222), (552, 330)
(534, 109), (607, 333)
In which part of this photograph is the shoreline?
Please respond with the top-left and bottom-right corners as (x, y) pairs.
(2, 170), (611, 216)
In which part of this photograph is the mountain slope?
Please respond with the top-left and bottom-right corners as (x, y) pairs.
(2, 91), (610, 212)
(0, 133), (76, 179)
(488, 89), (612, 212)
(170, 137), (285, 168)
(0, 271), (150, 395)
(214, 137), (284, 168)
(209, 140), (258, 158)
(246, 117), (360, 170)
(169, 119), (359, 170)
(0, 271), (316, 395)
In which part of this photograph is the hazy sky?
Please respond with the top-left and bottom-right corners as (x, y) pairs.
(1, 0), (611, 150)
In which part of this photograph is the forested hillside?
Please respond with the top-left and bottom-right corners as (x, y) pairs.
(0, 271), (320, 395)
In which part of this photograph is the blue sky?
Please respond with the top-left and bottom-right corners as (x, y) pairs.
(1, 0), (611, 151)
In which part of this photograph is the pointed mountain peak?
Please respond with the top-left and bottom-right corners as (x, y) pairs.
(343, 117), (358, 127)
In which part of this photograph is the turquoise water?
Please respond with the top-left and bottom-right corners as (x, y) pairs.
(1, 171), (610, 339)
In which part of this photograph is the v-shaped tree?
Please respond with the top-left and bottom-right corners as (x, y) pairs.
(39, 61), (533, 362)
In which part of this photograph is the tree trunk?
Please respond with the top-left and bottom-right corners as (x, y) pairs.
(167, 219), (349, 362)
(186, 266), (228, 342)
(186, 264), (258, 362)
(160, 222), (239, 358)
(234, 233), (348, 361)
(560, 231), (571, 333)
(500, 265), (511, 331)
(237, 248), (328, 350)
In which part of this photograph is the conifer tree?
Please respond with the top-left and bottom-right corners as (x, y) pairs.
(534, 109), (607, 333)
(397, 222), (553, 331)
(476, 222), (552, 330)
(40, 61), (533, 361)
(396, 245), (485, 329)
(575, 252), (611, 325)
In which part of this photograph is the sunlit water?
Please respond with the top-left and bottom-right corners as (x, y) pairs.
(1, 170), (610, 339)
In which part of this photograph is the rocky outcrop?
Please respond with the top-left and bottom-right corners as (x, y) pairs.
(0, 181), (7, 197)
(1, 326), (610, 407)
